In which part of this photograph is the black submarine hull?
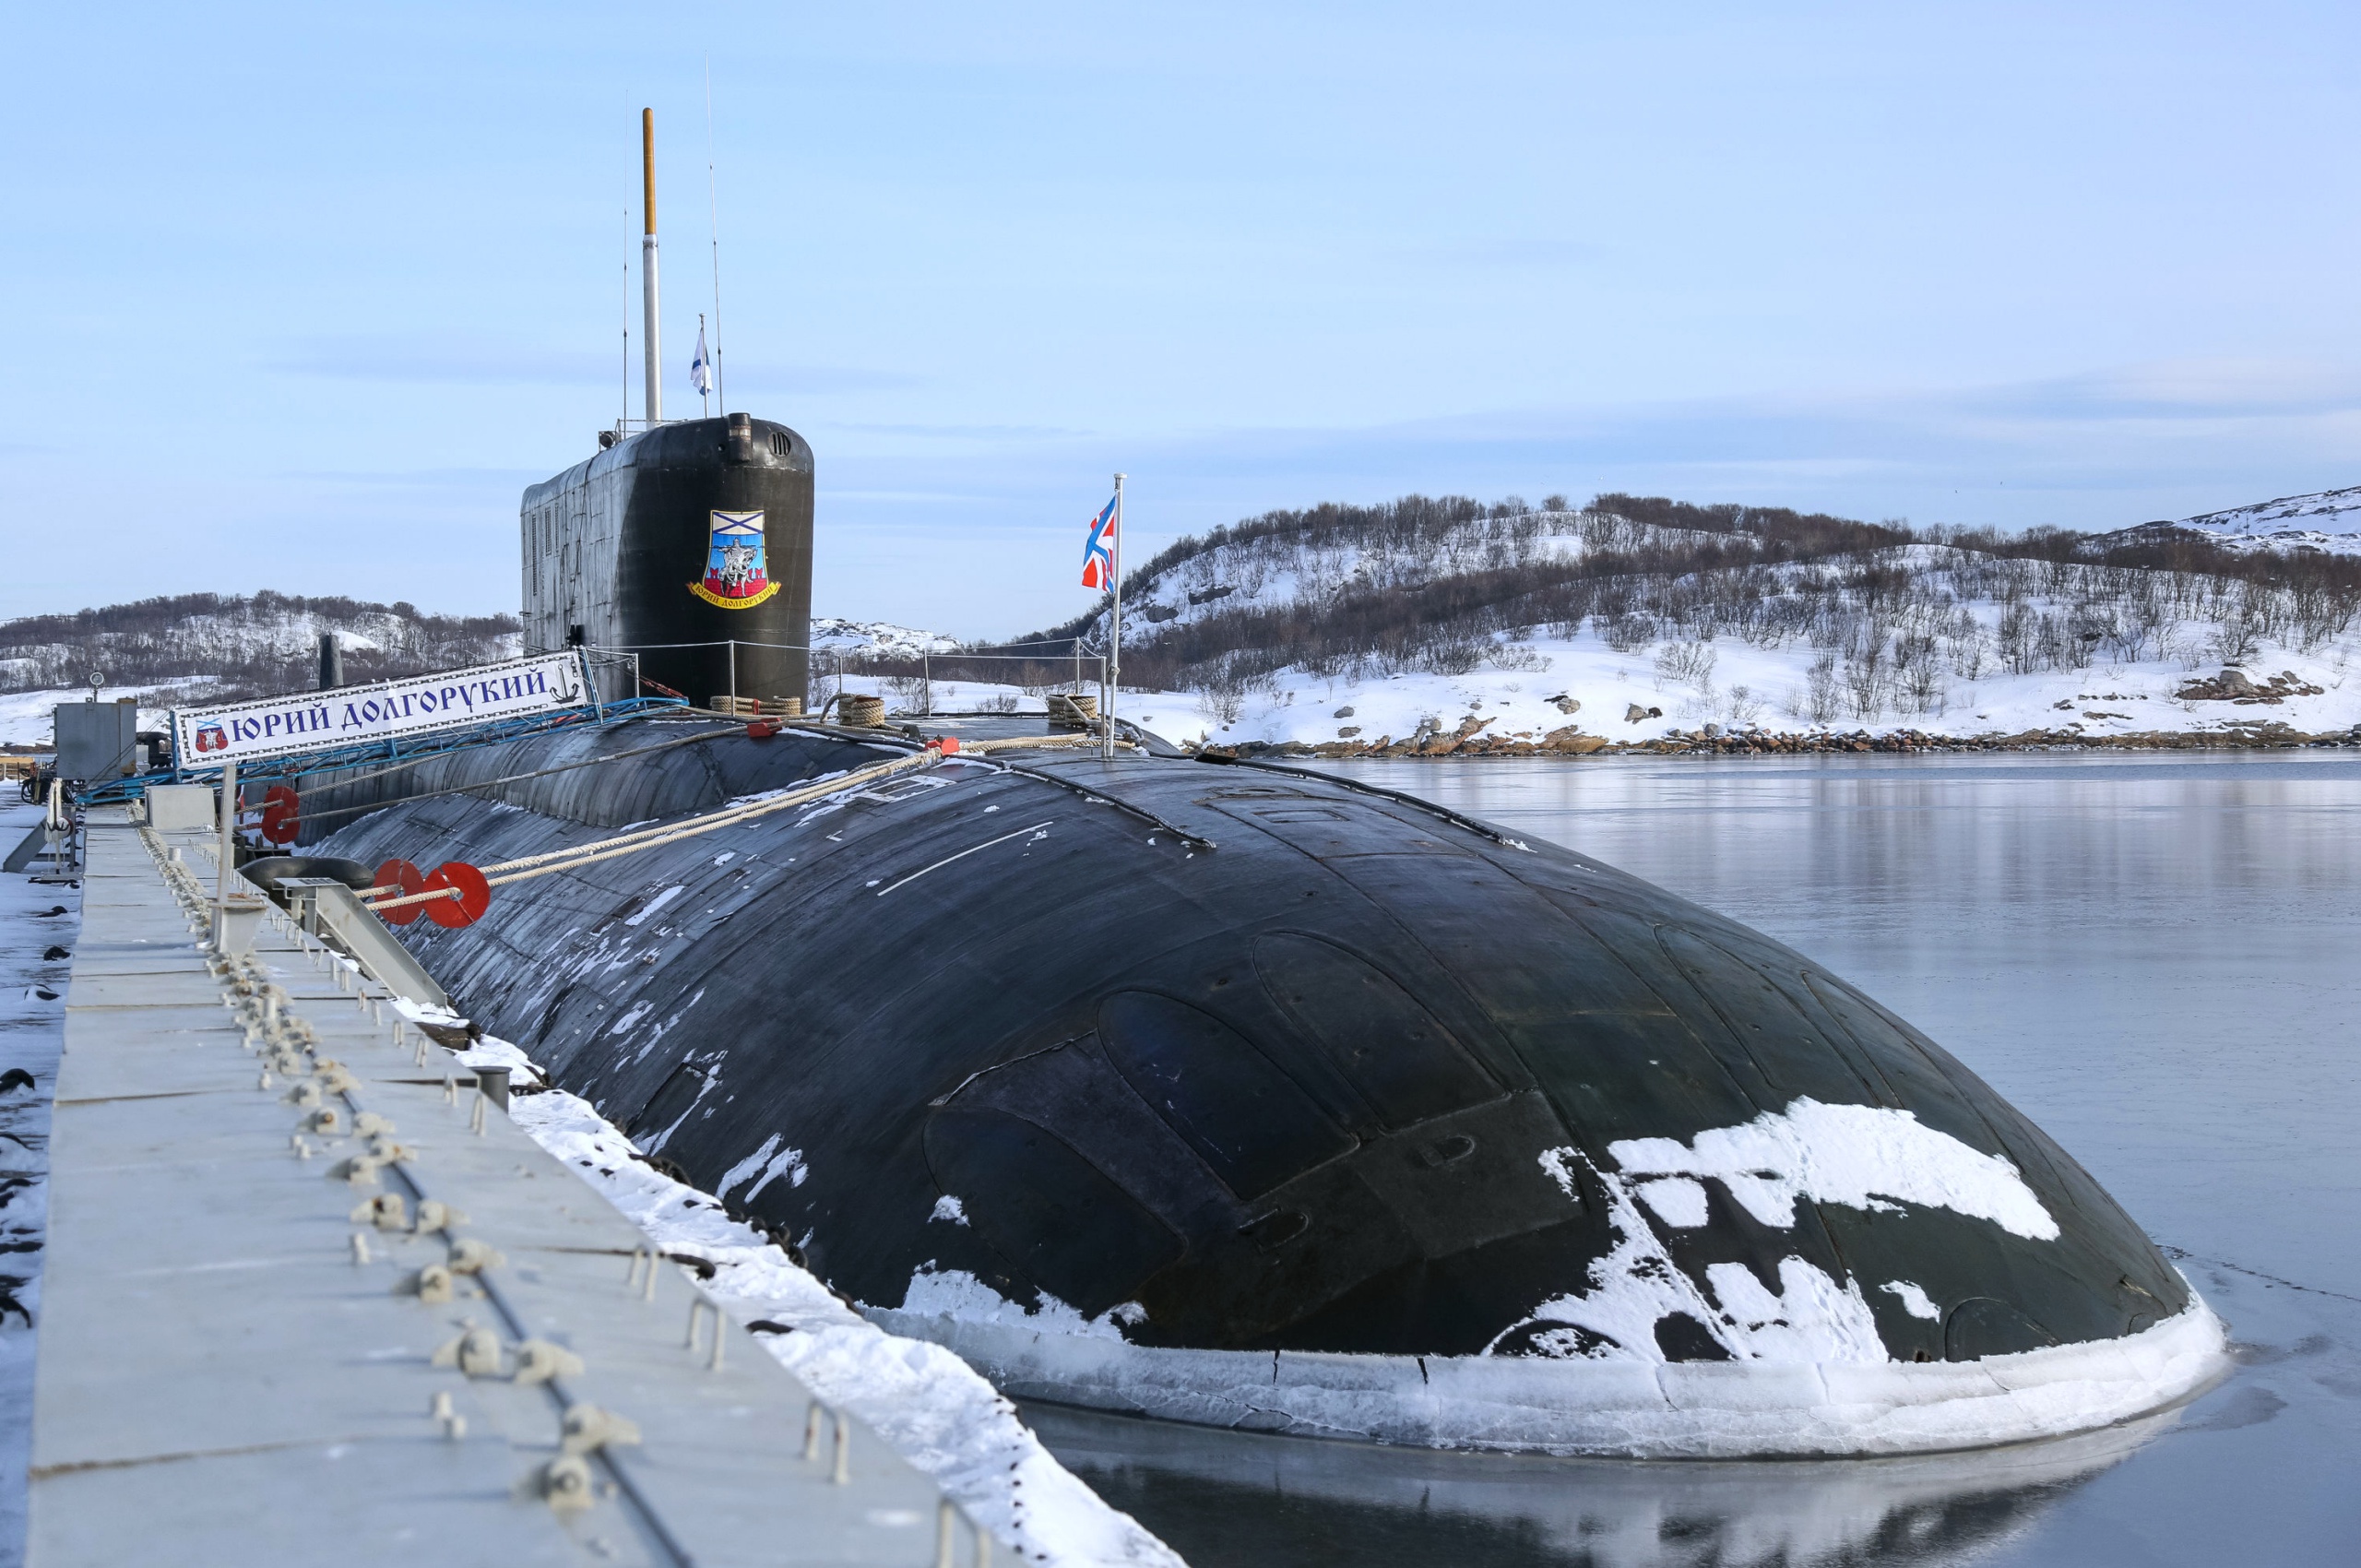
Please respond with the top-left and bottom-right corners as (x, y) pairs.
(306, 717), (2223, 1451)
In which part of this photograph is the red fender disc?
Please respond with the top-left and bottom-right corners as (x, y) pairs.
(422, 861), (491, 929)
(259, 794), (300, 844)
(374, 860), (425, 926)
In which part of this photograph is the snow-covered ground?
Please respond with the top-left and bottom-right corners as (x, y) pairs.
(0, 688), (180, 750)
(429, 1023), (1180, 1568)
(0, 805), (72, 1563)
(811, 618), (964, 657)
(1165, 621), (2357, 752)
(2175, 485), (2361, 555)
(1081, 514), (2361, 749)
(0, 597), (520, 699)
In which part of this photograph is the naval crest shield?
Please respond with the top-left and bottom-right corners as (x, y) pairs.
(689, 510), (778, 609)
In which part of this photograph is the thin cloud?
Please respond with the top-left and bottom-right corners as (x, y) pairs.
(270, 336), (922, 396)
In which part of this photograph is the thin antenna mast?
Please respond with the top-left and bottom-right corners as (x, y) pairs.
(641, 108), (662, 426)
(705, 61), (726, 415)
(621, 215), (632, 432)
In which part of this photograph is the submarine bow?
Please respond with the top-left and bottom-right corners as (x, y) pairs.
(312, 716), (2225, 1457)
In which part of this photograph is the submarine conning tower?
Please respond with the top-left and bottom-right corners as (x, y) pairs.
(522, 411), (814, 707)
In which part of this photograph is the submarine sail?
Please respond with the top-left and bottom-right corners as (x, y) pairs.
(523, 412), (813, 707)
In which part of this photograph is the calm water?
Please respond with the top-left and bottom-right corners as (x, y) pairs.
(1031, 753), (2361, 1568)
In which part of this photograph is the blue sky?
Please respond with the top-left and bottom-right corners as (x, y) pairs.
(6, 2), (2358, 637)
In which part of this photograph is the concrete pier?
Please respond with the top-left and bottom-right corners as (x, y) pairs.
(30, 808), (976, 1566)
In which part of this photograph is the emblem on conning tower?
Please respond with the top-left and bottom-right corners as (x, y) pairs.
(689, 510), (779, 609)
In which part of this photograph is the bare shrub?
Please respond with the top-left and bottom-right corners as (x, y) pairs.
(1654, 640), (1718, 690)
(2211, 601), (2260, 667)
(1418, 636), (1486, 675)
(1602, 612), (1657, 653)
(1807, 653), (1842, 723)
(1844, 637), (1887, 719)
(1490, 643), (1553, 672)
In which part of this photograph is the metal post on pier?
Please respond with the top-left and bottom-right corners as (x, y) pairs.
(728, 639), (739, 714)
(922, 652), (931, 718)
(214, 758), (237, 912)
(577, 648), (605, 722)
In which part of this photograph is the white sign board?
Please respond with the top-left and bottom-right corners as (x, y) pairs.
(172, 652), (593, 767)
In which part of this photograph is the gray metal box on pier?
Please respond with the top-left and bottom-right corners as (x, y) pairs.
(51, 698), (141, 780)
(522, 411), (813, 707)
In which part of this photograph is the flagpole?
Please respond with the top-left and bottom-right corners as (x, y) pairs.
(1106, 472), (1124, 758)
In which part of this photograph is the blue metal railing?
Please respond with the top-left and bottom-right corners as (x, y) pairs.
(77, 695), (692, 806)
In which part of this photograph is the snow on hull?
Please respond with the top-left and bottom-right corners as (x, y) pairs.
(877, 1096), (2226, 1458)
(472, 1063), (1180, 1568)
(870, 1296), (2228, 1459)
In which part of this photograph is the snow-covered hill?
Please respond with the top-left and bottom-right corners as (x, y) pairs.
(0, 592), (521, 709)
(0, 600), (968, 749)
(2179, 486), (2361, 553)
(1013, 493), (2361, 751)
(1124, 620), (2354, 754)
(809, 618), (962, 657)
(2082, 485), (2361, 558)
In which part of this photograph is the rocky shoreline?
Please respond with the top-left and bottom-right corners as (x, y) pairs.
(1198, 718), (2361, 760)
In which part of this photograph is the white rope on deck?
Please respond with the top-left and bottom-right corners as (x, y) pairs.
(362, 733), (1110, 912)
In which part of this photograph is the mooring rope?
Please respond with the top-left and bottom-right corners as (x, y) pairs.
(362, 733), (1108, 911)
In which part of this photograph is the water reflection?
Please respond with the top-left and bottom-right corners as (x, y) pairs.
(1023, 754), (2361, 1565)
(1029, 1400), (2179, 1568)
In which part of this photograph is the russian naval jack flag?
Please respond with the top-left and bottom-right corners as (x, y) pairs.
(1080, 493), (1118, 589)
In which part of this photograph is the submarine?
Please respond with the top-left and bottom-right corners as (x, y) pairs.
(285, 398), (2226, 1459)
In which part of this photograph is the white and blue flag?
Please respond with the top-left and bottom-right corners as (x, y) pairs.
(690, 324), (713, 398)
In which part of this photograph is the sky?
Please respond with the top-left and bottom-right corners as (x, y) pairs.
(6, 1), (2359, 638)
